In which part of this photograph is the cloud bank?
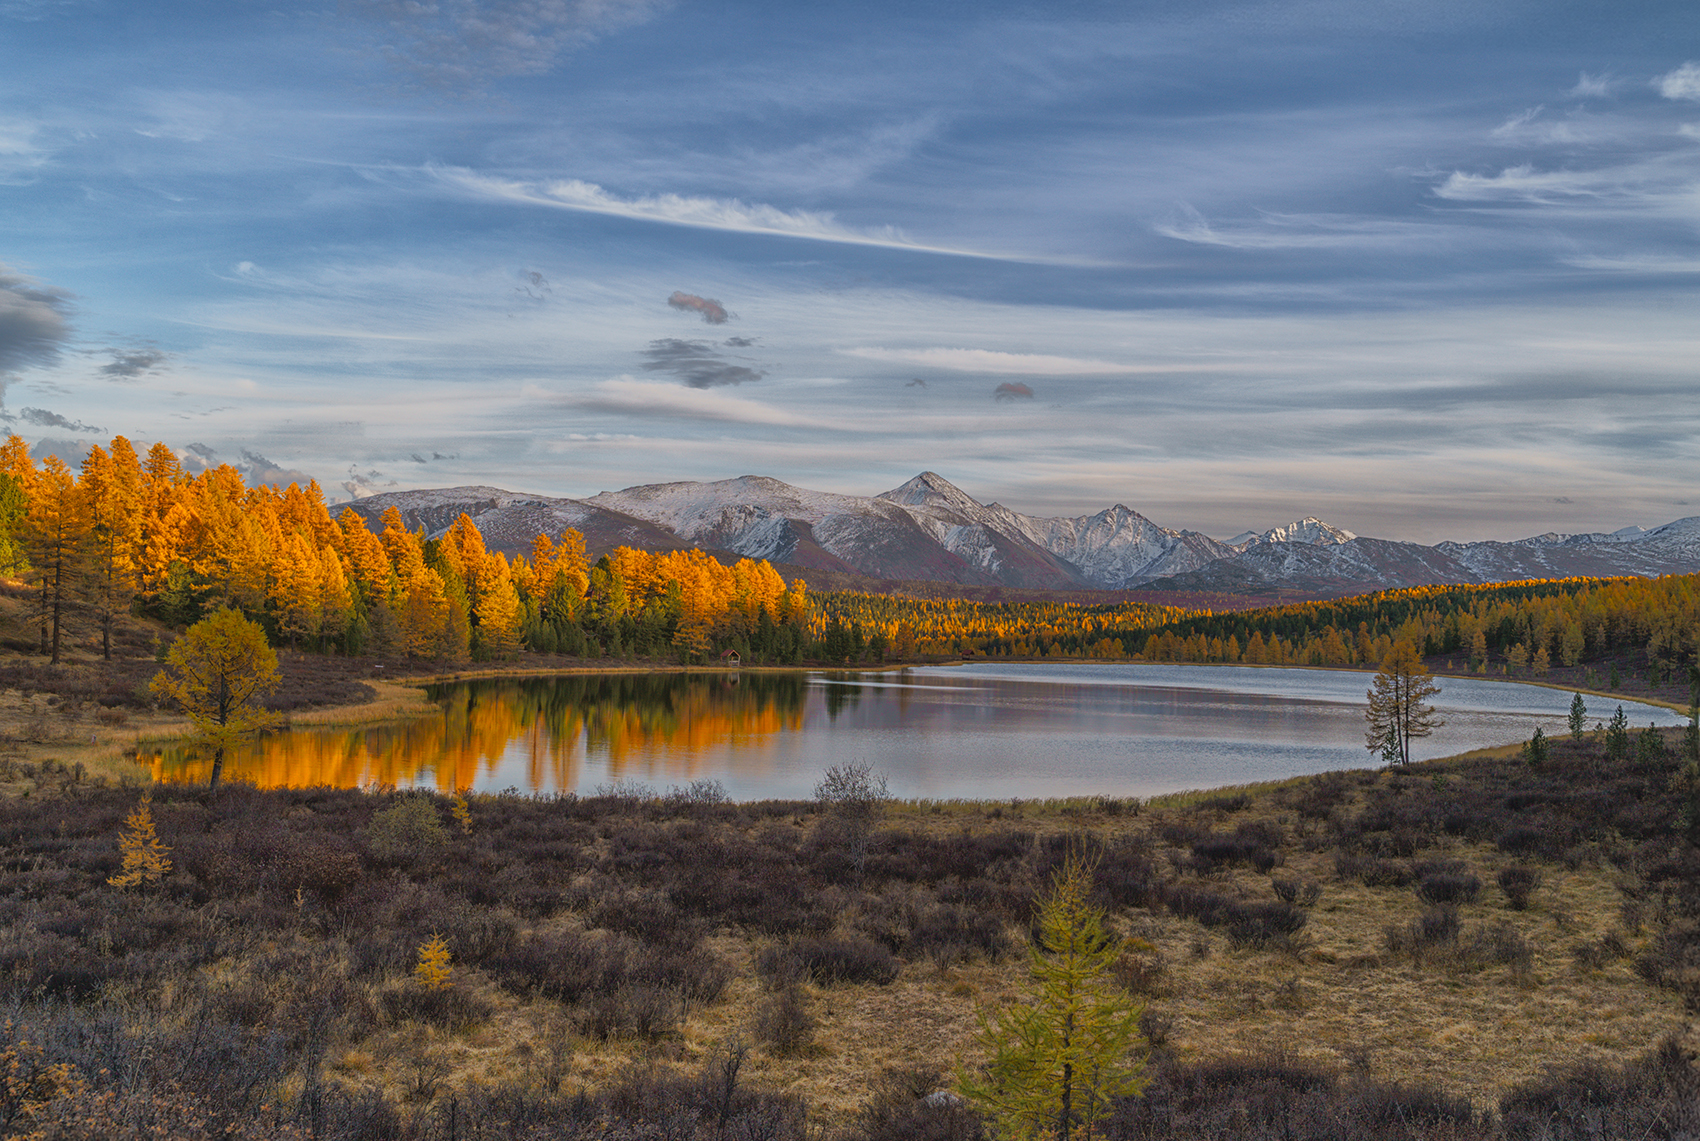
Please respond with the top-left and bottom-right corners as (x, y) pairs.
(640, 337), (764, 388)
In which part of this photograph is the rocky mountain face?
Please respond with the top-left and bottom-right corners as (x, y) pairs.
(342, 473), (1700, 600)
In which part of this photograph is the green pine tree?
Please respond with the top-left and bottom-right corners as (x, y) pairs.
(958, 852), (1147, 1140)
(1523, 726), (1549, 767)
(1605, 705), (1631, 761)
(1568, 693), (1587, 741)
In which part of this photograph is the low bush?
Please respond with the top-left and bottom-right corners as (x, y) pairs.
(1271, 878), (1322, 907)
(1335, 852), (1414, 887)
(1414, 859), (1482, 905)
(754, 984), (815, 1057)
(1496, 865), (1541, 910)
(789, 935), (901, 985)
(1101, 1052), (1491, 1141)
(905, 904), (1013, 965)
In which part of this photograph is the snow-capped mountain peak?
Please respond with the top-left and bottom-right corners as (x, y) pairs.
(877, 471), (981, 514)
(1253, 517), (1357, 546)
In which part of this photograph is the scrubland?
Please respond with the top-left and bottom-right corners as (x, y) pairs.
(4, 718), (1700, 1139)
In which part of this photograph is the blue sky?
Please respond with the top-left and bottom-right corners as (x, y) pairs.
(2, 0), (1698, 542)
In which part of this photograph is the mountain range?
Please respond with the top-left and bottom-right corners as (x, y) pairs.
(342, 472), (1700, 601)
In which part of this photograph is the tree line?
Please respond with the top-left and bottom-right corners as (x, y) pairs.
(0, 435), (810, 664)
(1117, 577), (1700, 678)
(807, 592), (1196, 663)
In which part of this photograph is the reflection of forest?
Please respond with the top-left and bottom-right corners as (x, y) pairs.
(148, 673), (809, 792)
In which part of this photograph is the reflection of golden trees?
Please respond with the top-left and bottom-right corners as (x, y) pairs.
(148, 674), (808, 793)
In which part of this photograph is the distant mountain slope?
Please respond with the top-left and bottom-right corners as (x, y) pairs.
(341, 474), (1700, 598)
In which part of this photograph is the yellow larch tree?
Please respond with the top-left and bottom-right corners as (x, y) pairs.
(473, 551), (523, 660)
(22, 455), (86, 663)
(79, 441), (144, 659)
(108, 792), (173, 888)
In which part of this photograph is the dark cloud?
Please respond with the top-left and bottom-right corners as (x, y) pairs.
(668, 291), (729, 324)
(352, 0), (665, 89)
(97, 346), (170, 380)
(432, 451), (458, 461)
(724, 336), (755, 348)
(1552, 496), (1573, 504)
(19, 407), (101, 433)
(341, 464), (396, 501)
(640, 338), (765, 388)
(516, 270), (551, 301)
(410, 452), (428, 464)
(185, 442), (218, 461)
(0, 263), (73, 392)
(241, 449), (315, 489)
(994, 382), (1035, 401)
(906, 378), (926, 387)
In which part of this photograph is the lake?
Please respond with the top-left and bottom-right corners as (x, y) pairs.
(142, 663), (1689, 800)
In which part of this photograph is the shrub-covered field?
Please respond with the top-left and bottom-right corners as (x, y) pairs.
(4, 722), (1700, 1138)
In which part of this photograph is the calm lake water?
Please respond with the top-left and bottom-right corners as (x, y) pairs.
(144, 663), (1688, 800)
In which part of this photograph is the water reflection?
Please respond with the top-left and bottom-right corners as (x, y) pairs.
(144, 664), (1689, 800)
(147, 671), (804, 793)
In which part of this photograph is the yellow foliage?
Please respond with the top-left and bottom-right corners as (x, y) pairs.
(414, 932), (453, 991)
(107, 793), (172, 888)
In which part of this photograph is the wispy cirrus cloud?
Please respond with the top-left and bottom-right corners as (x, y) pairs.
(1562, 254), (1700, 274)
(1571, 72), (1613, 98)
(349, 0), (668, 88)
(429, 167), (1084, 262)
(1432, 161), (1672, 205)
(1154, 205), (1445, 251)
(841, 347), (1184, 376)
(576, 378), (817, 426)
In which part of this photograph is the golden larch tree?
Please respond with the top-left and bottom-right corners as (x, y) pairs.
(150, 608), (282, 787)
(108, 792), (172, 888)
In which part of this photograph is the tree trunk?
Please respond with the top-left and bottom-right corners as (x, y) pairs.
(49, 557), (63, 665)
(1060, 1058), (1073, 1141)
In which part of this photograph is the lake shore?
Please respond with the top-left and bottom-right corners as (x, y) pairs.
(6, 648), (1689, 798)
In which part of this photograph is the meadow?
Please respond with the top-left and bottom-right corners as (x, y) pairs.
(4, 718), (1699, 1139)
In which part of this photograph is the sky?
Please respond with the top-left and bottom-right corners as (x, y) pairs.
(2, 0), (1699, 544)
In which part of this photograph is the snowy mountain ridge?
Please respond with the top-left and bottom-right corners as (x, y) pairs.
(344, 472), (1700, 598)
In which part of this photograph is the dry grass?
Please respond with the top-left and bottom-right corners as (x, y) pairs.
(285, 679), (440, 728)
(237, 762), (1692, 1125)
